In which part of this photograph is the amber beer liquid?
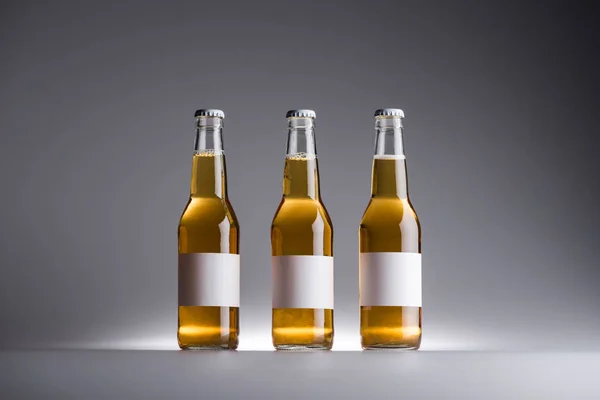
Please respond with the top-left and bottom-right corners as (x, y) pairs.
(359, 109), (422, 350)
(178, 109), (240, 350)
(271, 110), (334, 350)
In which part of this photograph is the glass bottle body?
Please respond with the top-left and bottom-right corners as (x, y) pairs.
(178, 115), (239, 350)
(271, 115), (334, 350)
(359, 113), (421, 350)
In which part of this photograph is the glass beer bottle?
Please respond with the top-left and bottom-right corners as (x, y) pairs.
(359, 109), (422, 350)
(271, 110), (334, 350)
(178, 109), (240, 350)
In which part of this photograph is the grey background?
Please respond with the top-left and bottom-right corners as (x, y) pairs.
(1, 0), (599, 352)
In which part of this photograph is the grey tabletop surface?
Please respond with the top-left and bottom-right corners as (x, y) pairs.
(1, 350), (598, 399)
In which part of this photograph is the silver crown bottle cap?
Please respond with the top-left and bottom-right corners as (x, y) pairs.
(286, 109), (316, 118)
(374, 108), (404, 118)
(194, 109), (225, 118)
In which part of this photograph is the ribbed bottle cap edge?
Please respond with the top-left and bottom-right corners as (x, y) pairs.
(374, 108), (404, 118)
(286, 109), (316, 118)
(194, 109), (225, 118)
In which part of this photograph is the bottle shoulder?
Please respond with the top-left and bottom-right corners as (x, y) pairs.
(359, 197), (420, 253)
(179, 197), (239, 228)
(272, 198), (332, 228)
(360, 197), (420, 228)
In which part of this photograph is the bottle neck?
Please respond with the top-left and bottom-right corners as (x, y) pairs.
(283, 117), (320, 199)
(371, 116), (409, 198)
(190, 116), (227, 198)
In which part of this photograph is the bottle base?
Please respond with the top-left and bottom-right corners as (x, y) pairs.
(179, 344), (237, 351)
(362, 344), (420, 351)
(274, 344), (332, 352)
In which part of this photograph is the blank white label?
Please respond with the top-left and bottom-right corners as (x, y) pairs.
(178, 253), (240, 307)
(272, 256), (334, 309)
(359, 252), (422, 307)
